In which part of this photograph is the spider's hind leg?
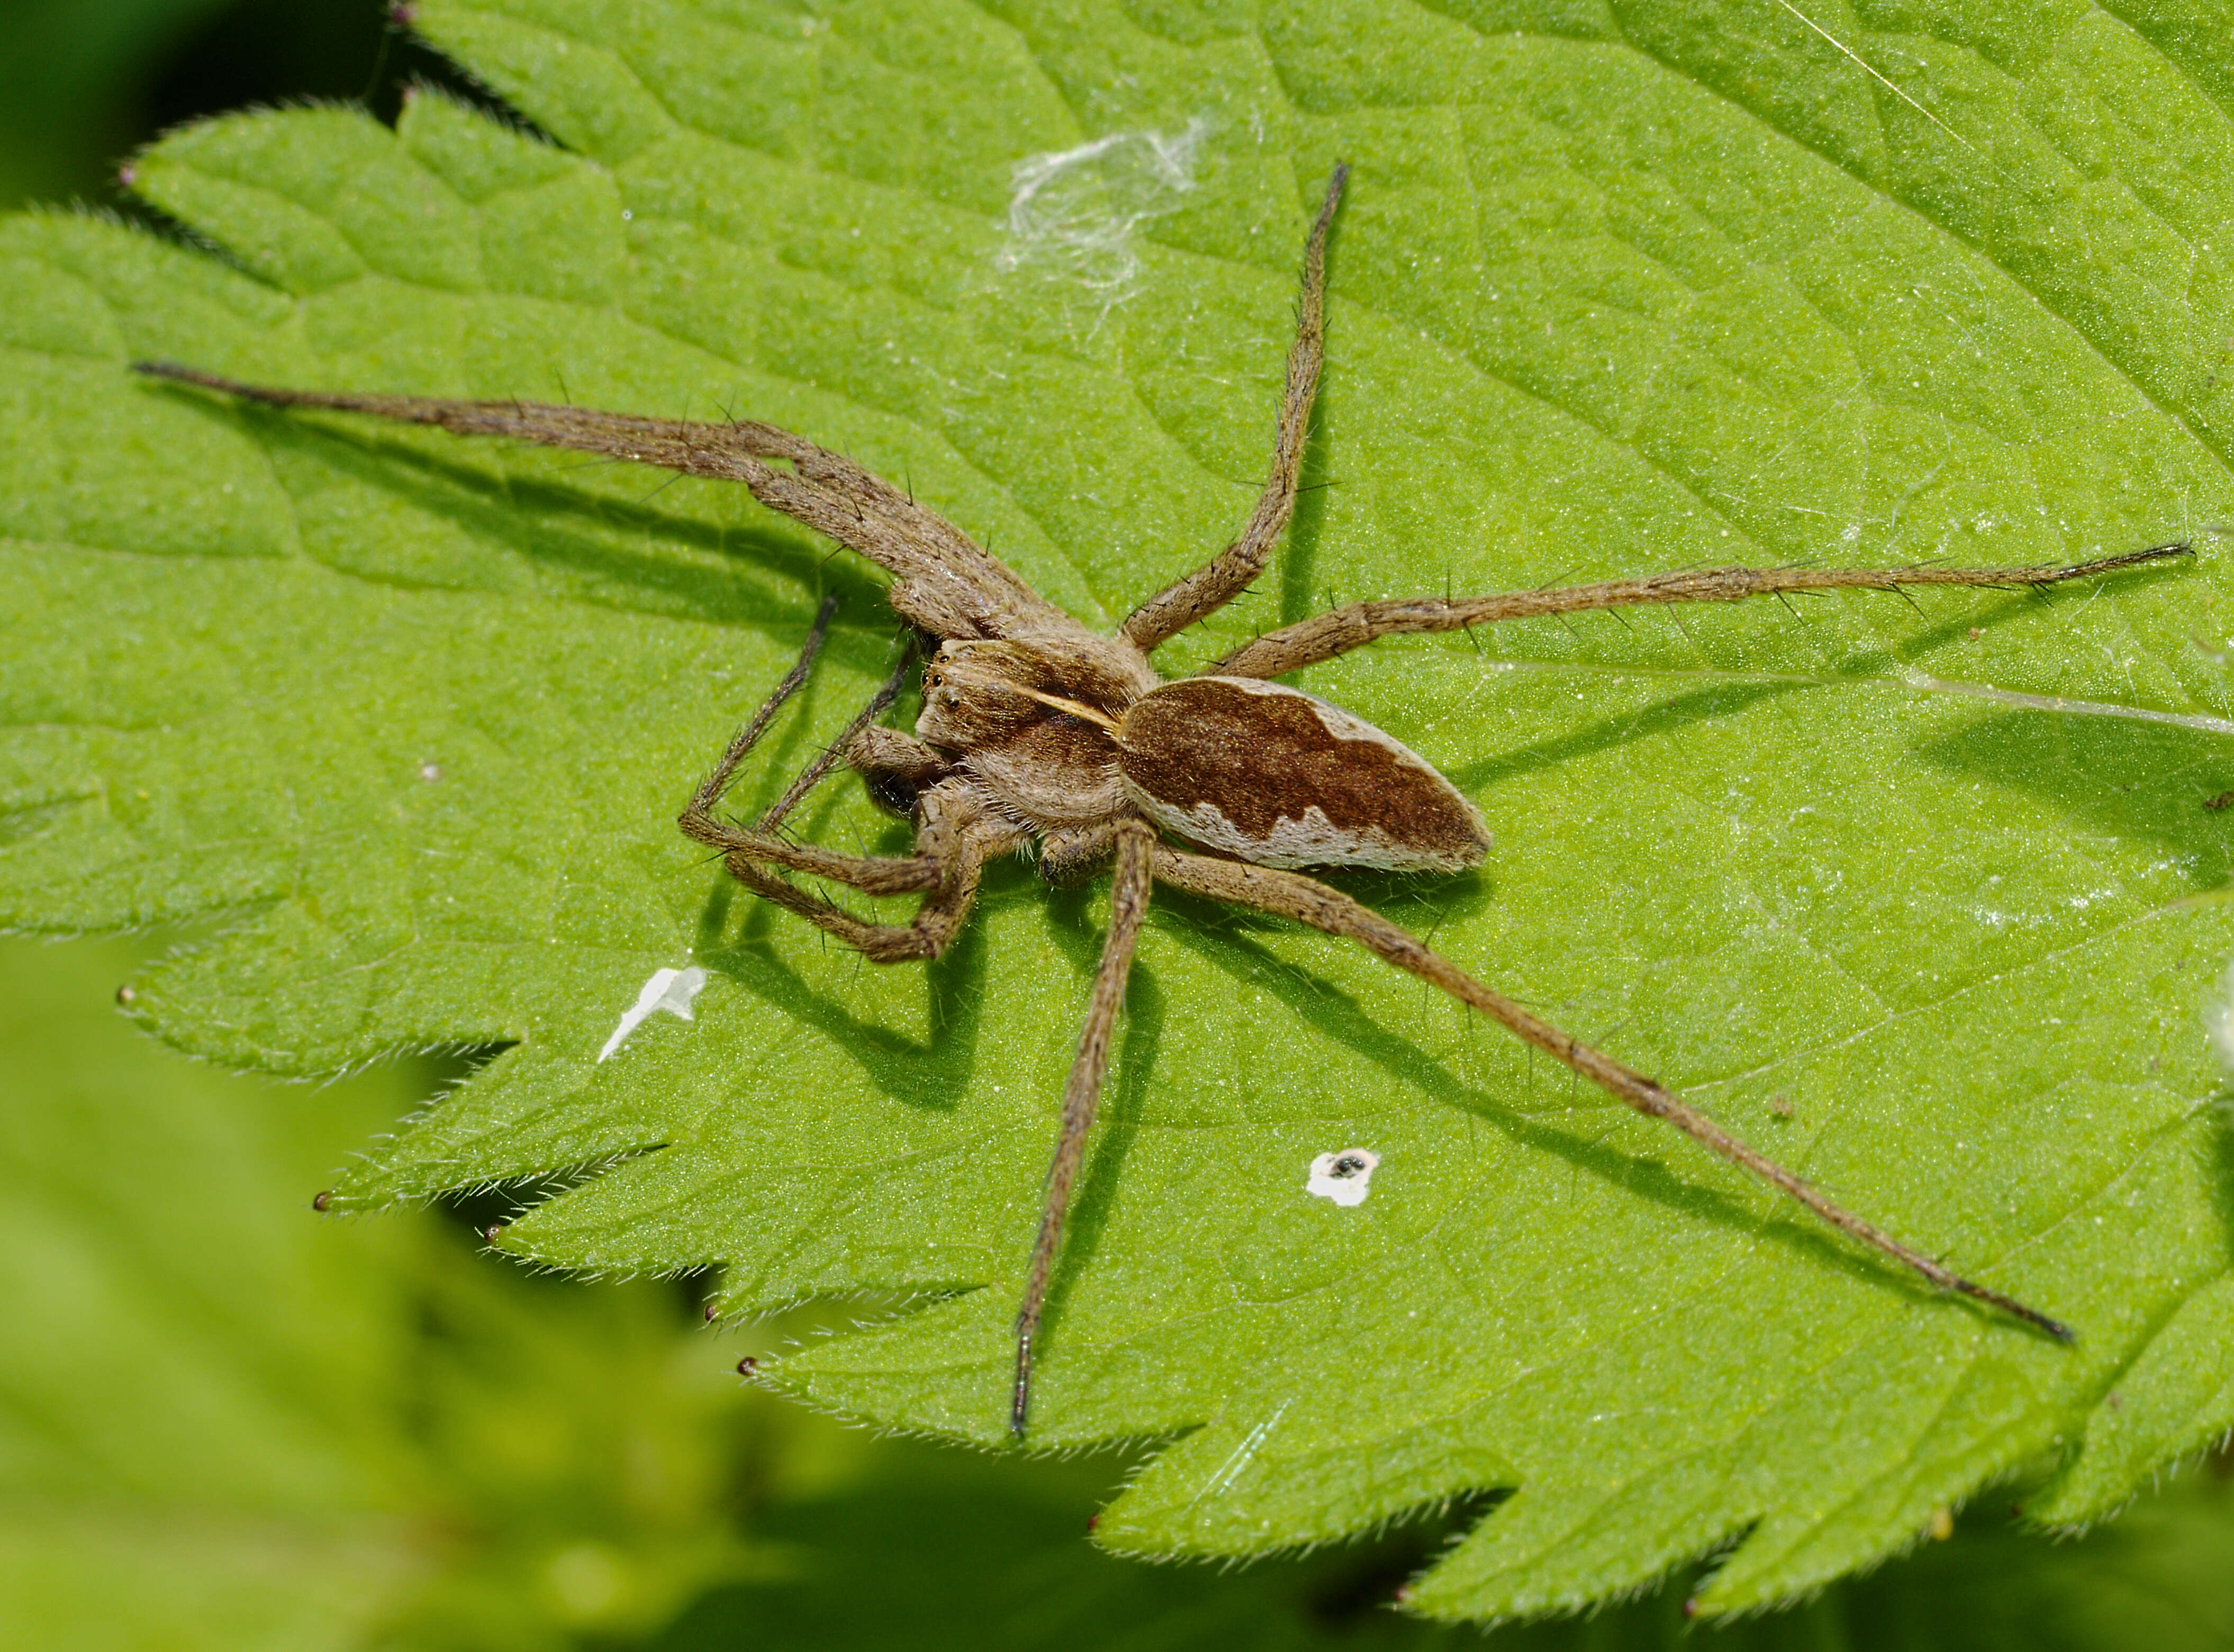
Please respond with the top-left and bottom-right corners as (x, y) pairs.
(1146, 845), (2075, 1345)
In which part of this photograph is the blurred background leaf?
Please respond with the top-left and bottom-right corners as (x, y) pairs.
(0, 929), (824, 1649)
(0, 0), (477, 211)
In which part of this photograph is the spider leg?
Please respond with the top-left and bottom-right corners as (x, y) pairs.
(1119, 166), (1347, 651)
(131, 362), (1069, 641)
(1013, 819), (1155, 1436)
(686, 811), (940, 896)
(725, 849), (981, 960)
(678, 604), (938, 896)
(1147, 845), (2075, 1343)
(756, 634), (924, 832)
(847, 723), (953, 821)
(683, 594), (839, 823)
(1206, 542), (2194, 677)
(727, 788), (1020, 964)
(1037, 823), (1121, 886)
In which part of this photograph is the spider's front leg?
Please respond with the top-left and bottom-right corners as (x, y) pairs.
(681, 608), (1006, 976)
(678, 603), (939, 898)
(683, 816), (941, 898)
(132, 362), (1071, 641)
(727, 786), (1023, 964)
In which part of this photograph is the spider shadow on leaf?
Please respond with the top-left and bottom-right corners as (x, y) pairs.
(693, 871), (1002, 1115)
(1918, 710), (2234, 885)
(1442, 577), (2191, 799)
(173, 396), (892, 627)
(1276, 341), (1340, 630)
(1442, 674), (1812, 797)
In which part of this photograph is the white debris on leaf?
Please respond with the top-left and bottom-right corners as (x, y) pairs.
(1306, 1148), (1380, 1207)
(995, 117), (1209, 299)
(2210, 958), (2234, 1073)
(598, 966), (707, 1063)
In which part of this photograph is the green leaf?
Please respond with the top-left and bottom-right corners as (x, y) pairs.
(5, 0), (2233, 1622)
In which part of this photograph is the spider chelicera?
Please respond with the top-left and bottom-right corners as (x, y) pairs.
(139, 164), (2187, 1433)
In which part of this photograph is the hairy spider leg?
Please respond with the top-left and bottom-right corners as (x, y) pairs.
(676, 601), (938, 896)
(1119, 165), (1349, 652)
(1148, 846), (2073, 1342)
(725, 798), (1023, 963)
(130, 360), (1070, 642)
(1012, 819), (1156, 1436)
(683, 592), (840, 824)
(755, 633), (924, 833)
(1208, 545), (2192, 677)
(676, 612), (1020, 963)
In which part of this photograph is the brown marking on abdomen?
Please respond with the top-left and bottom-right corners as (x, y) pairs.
(1117, 677), (1490, 872)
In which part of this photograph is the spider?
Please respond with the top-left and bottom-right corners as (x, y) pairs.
(139, 165), (2187, 1436)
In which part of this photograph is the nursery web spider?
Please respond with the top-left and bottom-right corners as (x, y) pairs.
(140, 165), (2187, 1435)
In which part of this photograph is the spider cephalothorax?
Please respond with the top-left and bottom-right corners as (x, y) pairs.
(138, 164), (2188, 1435)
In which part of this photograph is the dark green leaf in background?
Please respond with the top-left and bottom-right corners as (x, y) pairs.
(0, 934), (809, 1651)
(5, 0), (2234, 1623)
(0, 0), (239, 207)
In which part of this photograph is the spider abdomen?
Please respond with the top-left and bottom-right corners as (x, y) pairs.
(1116, 676), (1490, 873)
